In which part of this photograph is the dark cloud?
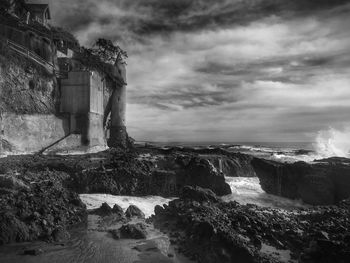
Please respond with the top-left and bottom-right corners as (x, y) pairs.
(46, 0), (350, 142)
(51, 0), (350, 41)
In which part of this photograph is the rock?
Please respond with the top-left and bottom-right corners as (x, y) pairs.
(153, 190), (350, 263)
(125, 205), (145, 219)
(119, 223), (147, 239)
(251, 157), (350, 205)
(154, 205), (164, 215)
(52, 227), (70, 242)
(0, 212), (30, 245)
(109, 229), (121, 240)
(112, 204), (124, 215)
(0, 169), (86, 245)
(181, 186), (219, 203)
(177, 156), (232, 196)
(92, 202), (113, 216)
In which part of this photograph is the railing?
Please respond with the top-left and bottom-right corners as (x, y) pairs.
(7, 39), (54, 69)
(5, 39), (68, 78)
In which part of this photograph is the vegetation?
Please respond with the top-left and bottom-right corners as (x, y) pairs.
(91, 38), (127, 64)
(74, 38), (127, 84)
(51, 26), (80, 48)
(0, 0), (27, 16)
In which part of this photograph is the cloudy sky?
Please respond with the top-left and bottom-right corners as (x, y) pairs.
(46, 0), (350, 142)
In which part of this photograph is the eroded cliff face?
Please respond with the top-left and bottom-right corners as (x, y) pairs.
(0, 45), (61, 154)
(0, 45), (58, 114)
(251, 157), (350, 205)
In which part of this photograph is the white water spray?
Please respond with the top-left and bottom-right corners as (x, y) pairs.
(315, 126), (350, 158)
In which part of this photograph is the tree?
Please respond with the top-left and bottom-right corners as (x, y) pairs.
(0, 0), (27, 16)
(90, 38), (127, 64)
(0, 0), (11, 14)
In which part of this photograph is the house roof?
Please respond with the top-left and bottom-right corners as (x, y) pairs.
(26, 4), (51, 19)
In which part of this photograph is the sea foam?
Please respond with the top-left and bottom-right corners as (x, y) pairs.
(314, 126), (350, 158)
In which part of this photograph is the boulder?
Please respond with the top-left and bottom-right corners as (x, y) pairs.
(52, 226), (70, 242)
(0, 212), (30, 245)
(119, 223), (147, 239)
(150, 155), (232, 196)
(91, 202), (113, 216)
(125, 205), (145, 219)
(112, 204), (124, 215)
(181, 186), (219, 203)
(251, 157), (350, 205)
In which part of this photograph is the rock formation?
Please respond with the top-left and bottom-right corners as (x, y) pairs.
(153, 186), (350, 263)
(252, 157), (350, 205)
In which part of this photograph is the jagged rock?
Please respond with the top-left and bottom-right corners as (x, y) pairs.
(251, 157), (350, 205)
(52, 227), (70, 242)
(149, 155), (232, 196)
(181, 186), (219, 203)
(0, 212), (30, 245)
(125, 205), (145, 219)
(154, 205), (164, 215)
(109, 229), (121, 240)
(0, 171), (86, 245)
(91, 202), (113, 216)
(153, 192), (350, 263)
(112, 204), (124, 215)
(119, 223), (147, 239)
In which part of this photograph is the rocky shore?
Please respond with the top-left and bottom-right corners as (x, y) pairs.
(252, 157), (350, 205)
(153, 186), (350, 263)
(1, 146), (350, 262)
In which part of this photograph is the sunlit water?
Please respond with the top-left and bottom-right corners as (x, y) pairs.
(80, 194), (175, 217)
(222, 177), (308, 209)
(80, 177), (308, 218)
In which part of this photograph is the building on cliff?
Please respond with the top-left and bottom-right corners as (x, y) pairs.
(26, 4), (51, 27)
(0, 2), (128, 155)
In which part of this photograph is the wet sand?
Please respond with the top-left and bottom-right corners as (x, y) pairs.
(0, 214), (193, 263)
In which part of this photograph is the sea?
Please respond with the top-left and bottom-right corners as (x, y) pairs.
(82, 127), (350, 215)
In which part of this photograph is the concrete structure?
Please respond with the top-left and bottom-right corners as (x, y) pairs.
(26, 4), (51, 26)
(0, 2), (129, 154)
(60, 71), (106, 148)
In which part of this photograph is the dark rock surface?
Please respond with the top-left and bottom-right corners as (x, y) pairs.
(125, 205), (145, 219)
(91, 202), (114, 216)
(153, 186), (350, 263)
(0, 171), (86, 245)
(252, 157), (350, 205)
(119, 223), (148, 239)
(68, 148), (232, 197)
(181, 185), (219, 203)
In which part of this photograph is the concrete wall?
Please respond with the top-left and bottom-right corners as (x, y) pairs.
(60, 71), (91, 114)
(90, 71), (104, 115)
(59, 70), (106, 150)
(0, 113), (70, 154)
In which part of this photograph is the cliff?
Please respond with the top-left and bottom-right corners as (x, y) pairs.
(251, 157), (350, 205)
(0, 41), (58, 114)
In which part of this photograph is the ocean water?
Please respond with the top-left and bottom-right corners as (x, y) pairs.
(80, 194), (175, 218)
(80, 126), (350, 213)
(80, 177), (308, 219)
(222, 177), (308, 209)
(139, 126), (350, 163)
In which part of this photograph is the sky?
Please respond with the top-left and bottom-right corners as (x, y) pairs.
(43, 0), (350, 142)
